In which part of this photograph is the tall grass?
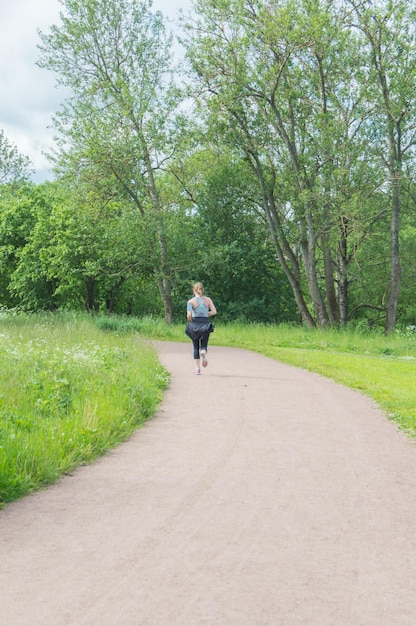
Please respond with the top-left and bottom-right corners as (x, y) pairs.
(0, 312), (169, 507)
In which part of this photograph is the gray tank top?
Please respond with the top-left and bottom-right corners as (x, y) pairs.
(192, 297), (209, 318)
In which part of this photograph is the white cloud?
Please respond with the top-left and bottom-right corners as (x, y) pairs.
(0, 0), (63, 176)
(0, 0), (192, 181)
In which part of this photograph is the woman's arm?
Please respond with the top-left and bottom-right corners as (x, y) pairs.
(207, 297), (217, 317)
(186, 299), (194, 322)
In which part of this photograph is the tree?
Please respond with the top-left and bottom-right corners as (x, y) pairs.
(0, 181), (160, 313)
(184, 0), (367, 326)
(346, 0), (416, 331)
(184, 0), (416, 329)
(37, 0), (183, 322)
(0, 183), (38, 307)
(0, 130), (32, 185)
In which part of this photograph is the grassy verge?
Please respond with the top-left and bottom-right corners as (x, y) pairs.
(0, 312), (169, 507)
(2, 313), (415, 507)
(144, 320), (416, 439)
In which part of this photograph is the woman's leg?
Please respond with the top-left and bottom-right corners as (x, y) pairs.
(192, 338), (201, 360)
(200, 335), (209, 352)
(192, 338), (201, 372)
(200, 334), (209, 367)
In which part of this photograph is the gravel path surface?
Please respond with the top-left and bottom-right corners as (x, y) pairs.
(1, 341), (416, 625)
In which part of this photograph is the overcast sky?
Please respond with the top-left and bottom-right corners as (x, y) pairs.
(0, 0), (192, 182)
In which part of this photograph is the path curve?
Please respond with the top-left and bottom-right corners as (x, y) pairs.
(1, 342), (416, 625)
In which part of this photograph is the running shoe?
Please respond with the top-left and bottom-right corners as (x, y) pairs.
(195, 368), (201, 375)
(200, 350), (208, 368)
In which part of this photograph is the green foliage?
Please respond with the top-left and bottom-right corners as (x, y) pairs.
(0, 130), (33, 184)
(2, 0), (416, 331)
(170, 154), (298, 323)
(184, 0), (416, 329)
(0, 181), (163, 315)
(398, 221), (416, 326)
(37, 0), (184, 321)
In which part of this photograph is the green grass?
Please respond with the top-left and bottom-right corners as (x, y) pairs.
(219, 323), (416, 437)
(0, 312), (169, 507)
(2, 313), (415, 507)
(145, 320), (416, 439)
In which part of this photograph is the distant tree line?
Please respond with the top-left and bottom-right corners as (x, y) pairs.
(0, 0), (415, 330)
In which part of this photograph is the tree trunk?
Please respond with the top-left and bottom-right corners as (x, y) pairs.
(156, 274), (174, 324)
(300, 201), (329, 327)
(84, 277), (97, 311)
(106, 277), (126, 313)
(385, 171), (401, 332)
(254, 161), (316, 327)
(144, 145), (175, 324)
(337, 216), (350, 325)
(316, 53), (340, 326)
(323, 238), (340, 325)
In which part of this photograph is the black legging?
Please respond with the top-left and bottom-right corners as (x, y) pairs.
(192, 335), (208, 359)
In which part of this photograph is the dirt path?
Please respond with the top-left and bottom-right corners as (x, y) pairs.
(1, 341), (416, 625)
